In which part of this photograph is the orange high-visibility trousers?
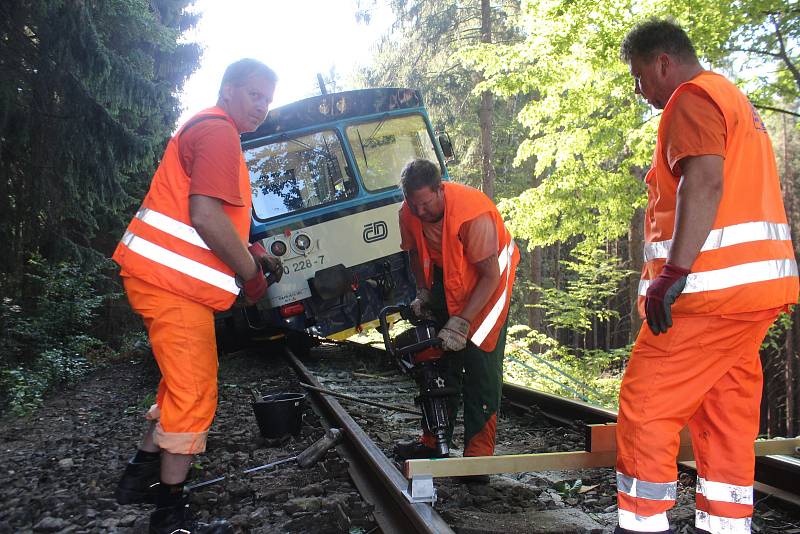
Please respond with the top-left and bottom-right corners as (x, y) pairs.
(123, 275), (220, 455)
(616, 311), (778, 534)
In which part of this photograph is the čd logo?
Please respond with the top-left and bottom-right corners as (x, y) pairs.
(363, 221), (388, 243)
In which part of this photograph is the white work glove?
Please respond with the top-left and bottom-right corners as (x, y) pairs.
(437, 316), (470, 352)
(410, 287), (434, 319)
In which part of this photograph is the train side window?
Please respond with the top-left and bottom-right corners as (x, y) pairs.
(245, 130), (356, 221)
(345, 114), (438, 192)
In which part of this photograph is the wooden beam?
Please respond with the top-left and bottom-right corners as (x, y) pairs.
(404, 451), (617, 478)
(588, 423), (800, 456)
(405, 425), (800, 479)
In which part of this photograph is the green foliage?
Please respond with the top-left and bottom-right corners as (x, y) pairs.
(535, 246), (633, 332)
(0, 257), (113, 415)
(0, 0), (199, 416)
(0, 0), (201, 292)
(555, 479), (583, 497)
(760, 310), (793, 353)
(355, 0), (532, 197)
(505, 327), (625, 408)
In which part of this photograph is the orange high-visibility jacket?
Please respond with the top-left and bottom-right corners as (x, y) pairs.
(400, 182), (520, 351)
(112, 107), (252, 311)
(638, 71), (799, 317)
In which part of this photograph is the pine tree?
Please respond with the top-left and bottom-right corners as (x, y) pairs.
(0, 0), (201, 296)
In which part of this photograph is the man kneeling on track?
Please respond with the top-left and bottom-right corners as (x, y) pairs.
(394, 159), (520, 483)
(615, 19), (798, 534)
(111, 58), (283, 534)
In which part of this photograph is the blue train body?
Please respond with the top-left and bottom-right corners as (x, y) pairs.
(223, 88), (450, 341)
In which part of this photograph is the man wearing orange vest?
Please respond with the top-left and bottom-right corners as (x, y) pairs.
(111, 59), (281, 534)
(393, 159), (520, 482)
(616, 20), (798, 534)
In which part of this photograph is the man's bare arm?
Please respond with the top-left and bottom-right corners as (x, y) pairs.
(667, 155), (724, 270)
(459, 254), (501, 323)
(190, 194), (258, 280)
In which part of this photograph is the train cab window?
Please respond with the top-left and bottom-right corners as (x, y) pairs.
(245, 130), (356, 221)
(345, 114), (438, 191)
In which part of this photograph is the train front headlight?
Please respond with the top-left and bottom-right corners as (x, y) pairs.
(270, 240), (287, 257)
(294, 234), (311, 252)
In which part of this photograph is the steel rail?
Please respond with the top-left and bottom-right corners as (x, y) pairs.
(502, 381), (800, 507)
(284, 346), (454, 534)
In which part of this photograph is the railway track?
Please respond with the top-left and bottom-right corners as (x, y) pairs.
(287, 337), (800, 534)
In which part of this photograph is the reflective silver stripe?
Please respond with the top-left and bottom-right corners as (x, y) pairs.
(121, 231), (239, 295)
(696, 477), (753, 505)
(617, 472), (677, 500)
(695, 510), (752, 534)
(643, 221), (791, 262)
(639, 258), (799, 296)
(135, 208), (210, 250)
(618, 509), (669, 531)
(471, 239), (516, 346)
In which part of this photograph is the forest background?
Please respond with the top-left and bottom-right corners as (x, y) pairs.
(1, 0), (798, 437)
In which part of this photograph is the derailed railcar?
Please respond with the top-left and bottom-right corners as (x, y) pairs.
(220, 88), (453, 343)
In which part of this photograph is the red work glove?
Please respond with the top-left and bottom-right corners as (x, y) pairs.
(645, 263), (690, 335)
(241, 261), (267, 305)
(249, 242), (283, 284)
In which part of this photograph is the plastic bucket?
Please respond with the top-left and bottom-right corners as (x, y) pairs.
(252, 392), (306, 439)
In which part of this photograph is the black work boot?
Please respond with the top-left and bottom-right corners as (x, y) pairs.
(115, 455), (161, 505)
(394, 439), (449, 461)
(149, 498), (233, 534)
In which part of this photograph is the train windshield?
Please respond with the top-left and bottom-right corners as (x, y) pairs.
(246, 130), (356, 221)
(345, 114), (438, 191)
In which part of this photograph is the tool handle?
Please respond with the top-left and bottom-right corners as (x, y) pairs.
(296, 428), (343, 468)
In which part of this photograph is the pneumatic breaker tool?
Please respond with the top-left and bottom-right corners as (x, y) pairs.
(380, 305), (456, 457)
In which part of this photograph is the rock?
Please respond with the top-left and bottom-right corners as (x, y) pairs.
(118, 514), (137, 527)
(297, 483), (324, 496)
(284, 497), (322, 515)
(33, 517), (69, 532)
(449, 507), (605, 533)
(58, 458), (74, 469)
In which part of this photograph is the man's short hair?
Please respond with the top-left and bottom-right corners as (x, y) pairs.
(218, 59), (278, 98)
(620, 19), (698, 64)
(400, 159), (441, 196)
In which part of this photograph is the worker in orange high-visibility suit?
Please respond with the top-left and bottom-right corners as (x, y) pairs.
(111, 59), (283, 534)
(394, 159), (520, 484)
(615, 20), (798, 534)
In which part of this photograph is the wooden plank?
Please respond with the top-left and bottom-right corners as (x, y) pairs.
(587, 423), (690, 452)
(587, 424), (798, 456)
(404, 451), (617, 478)
(406, 432), (800, 479)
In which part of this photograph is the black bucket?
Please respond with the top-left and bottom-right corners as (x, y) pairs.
(252, 392), (306, 439)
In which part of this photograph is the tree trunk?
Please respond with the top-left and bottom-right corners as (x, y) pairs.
(527, 246), (543, 332)
(628, 207), (644, 342)
(479, 0), (495, 200)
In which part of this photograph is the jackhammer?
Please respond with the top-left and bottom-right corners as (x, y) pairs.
(379, 305), (457, 457)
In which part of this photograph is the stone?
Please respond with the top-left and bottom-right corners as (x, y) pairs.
(58, 458), (74, 469)
(33, 517), (69, 532)
(448, 507), (605, 533)
(283, 497), (322, 515)
(118, 514), (137, 527)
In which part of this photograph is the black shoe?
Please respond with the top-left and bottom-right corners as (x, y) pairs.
(393, 440), (449, 461)
(456, 474), (490, 484)
(149, 499), (233, 534)
(115, 457), (161, 505)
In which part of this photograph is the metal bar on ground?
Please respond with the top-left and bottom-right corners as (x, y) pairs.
(299, 382), (422, 415)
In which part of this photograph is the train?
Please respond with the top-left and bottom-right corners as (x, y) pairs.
(217, 87), (454, 347)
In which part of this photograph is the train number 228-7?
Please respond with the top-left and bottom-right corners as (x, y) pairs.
(290, 256), (324, 272)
